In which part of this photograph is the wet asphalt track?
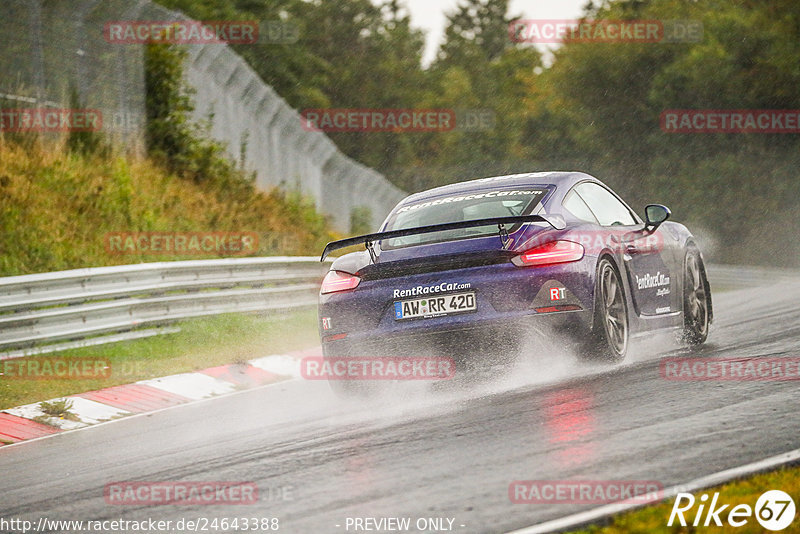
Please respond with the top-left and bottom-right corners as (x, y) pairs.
(2, 280), (800, 533)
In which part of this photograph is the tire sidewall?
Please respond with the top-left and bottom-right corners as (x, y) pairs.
(683, 248), (709, 345)
(592, 258), (629, 361)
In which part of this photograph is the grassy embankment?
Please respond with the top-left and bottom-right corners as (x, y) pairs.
(0, 136), (331, 410)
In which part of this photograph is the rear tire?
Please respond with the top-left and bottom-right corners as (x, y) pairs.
(682, 248), (710, 345)
(586, 258), (629, 362)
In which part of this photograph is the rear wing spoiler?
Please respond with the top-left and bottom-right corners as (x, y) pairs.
(320, 214), (565, 261)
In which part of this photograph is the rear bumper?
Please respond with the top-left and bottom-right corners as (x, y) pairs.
(321, 309), (592, 361)
(318, 257), (597, 358)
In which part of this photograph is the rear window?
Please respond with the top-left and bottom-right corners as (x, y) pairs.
(382, 188), (549, 248)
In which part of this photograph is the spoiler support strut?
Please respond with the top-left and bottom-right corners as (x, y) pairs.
(364, 239), (377, 263)
(498, 223), (510, 249)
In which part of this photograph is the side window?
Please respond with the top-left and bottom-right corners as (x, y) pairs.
(575, 182), (637, 226)
(563, 189), (599, 224)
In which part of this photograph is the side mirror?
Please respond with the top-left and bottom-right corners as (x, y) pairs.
(644, 204), (671, 229)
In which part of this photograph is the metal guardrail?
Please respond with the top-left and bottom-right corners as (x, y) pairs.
(705, 263), (800, 289)
(0, 257), (330, 358)
(0, 260), (797, 359)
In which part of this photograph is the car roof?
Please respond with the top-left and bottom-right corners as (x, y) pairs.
(398, 171), (600, 205)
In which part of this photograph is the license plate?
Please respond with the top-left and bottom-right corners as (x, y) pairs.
(393, 291), (476, 320)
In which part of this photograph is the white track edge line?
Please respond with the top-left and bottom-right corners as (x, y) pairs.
(505, 448), (800, 534)
(0, 376), (301, 450)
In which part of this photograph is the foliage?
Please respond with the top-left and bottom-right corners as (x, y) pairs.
(144, 40), (246, 190)
(349, 206), (373, 235)
(0, 137), (333, 276)
(38, 399), (77, 420)
(153, 0), (800, 265)
(65, 87), (111, 158)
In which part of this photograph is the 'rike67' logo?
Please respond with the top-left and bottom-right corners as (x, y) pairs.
(669, 490), (796, 530)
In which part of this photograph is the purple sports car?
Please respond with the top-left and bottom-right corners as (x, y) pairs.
(318, 172), (711, 392)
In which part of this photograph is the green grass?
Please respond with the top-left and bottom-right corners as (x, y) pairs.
(34, 398), (79, 425)
(0, 136), (336, 276)
(569, 465), (800, 534)
(0, 309), (319, 410)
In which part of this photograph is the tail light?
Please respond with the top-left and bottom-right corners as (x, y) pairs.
(512, 240), (584, 267)
(321, 270), (361, 294)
